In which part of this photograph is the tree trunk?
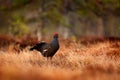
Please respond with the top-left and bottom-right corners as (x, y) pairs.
(69, 12), (79, 37)
(106, 14), (115, 36)
(37, 0), (47, 39)
(97, 17), (104, 36)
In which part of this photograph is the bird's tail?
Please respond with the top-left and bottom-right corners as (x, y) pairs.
(29, 47), (34, 51)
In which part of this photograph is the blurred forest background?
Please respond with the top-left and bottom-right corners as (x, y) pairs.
(0, 0), (120, 40)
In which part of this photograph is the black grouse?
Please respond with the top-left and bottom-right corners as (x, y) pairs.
(30, 32), (59, 59)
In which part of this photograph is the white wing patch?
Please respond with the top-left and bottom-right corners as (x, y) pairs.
(42, 45), (51, 55)
(43, 49), (48, 53)
(43, 49), (48, 52)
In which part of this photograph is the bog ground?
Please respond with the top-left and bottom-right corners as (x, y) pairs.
(0, 36), (120, 80)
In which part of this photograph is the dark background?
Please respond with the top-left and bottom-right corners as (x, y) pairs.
(0, 0), (120, 40)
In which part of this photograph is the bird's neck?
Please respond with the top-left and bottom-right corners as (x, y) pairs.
(51, 38), (59, 45)
(54, 37), (58, 42)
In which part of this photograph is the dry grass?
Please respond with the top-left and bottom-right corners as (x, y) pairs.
(0, 38), (120, 80)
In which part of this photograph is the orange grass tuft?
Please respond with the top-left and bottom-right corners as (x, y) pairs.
(0, 38), (120, 80)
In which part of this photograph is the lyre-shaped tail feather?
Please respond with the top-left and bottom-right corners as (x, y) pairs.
(30, 46), (35, 51)
(29, 42), (47, 51)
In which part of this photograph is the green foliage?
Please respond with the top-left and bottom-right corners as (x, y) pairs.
(41, 0), (63, 25)
(9, 14), (29, 37)
(0, 0), (120, 37)
(12, 0), (30, 7)
(44, 9), (62, 25)
(78, 0), (120, 16)
(44, 0), (62, 9)
(0, 0), (30, 10)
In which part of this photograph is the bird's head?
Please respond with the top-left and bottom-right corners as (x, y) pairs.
(54, 32), (59, 38)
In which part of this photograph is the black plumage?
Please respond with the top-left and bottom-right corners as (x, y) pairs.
(30, 32), (59, 59)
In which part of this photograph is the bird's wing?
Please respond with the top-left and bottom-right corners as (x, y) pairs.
(41, 44), (52, 56)
(30, 41), (47, 51)
(36, 41), (47, 47)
